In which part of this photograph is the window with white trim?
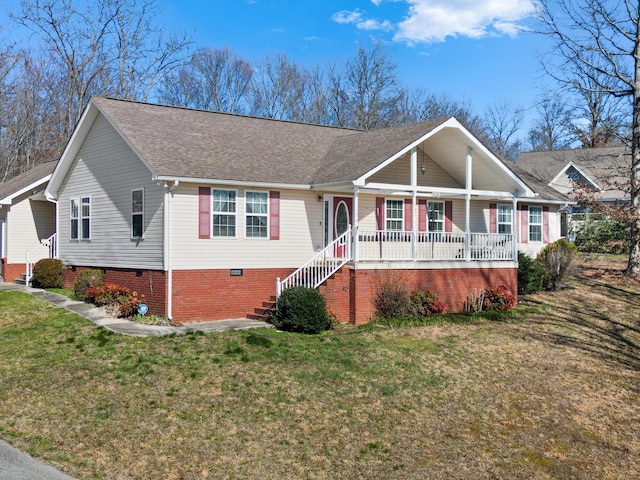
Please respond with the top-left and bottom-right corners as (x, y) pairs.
(70, 198), (79, 240)
(245, 191), (268, 238)
(131, 189), (144, 239)
(529, 206), (542, 242)
(385, 199), (403, 231)
(81, 197), (91, 239)
(212, 189), (237, 237)
(497, 204), (512, 234)
(428, 201), (444, 232)
(70, 197), (90, 239)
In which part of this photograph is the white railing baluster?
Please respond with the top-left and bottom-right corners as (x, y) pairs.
(25, 233), (57, 285)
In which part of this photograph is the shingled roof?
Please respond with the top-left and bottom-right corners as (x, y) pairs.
(516, 146), (629, 201)
(92, 97), (451, 185)
(0, 161), (56, 205)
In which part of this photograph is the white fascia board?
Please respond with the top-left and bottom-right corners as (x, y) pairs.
(154, 175), (312, 191)
(1, 174), (52, 205)
(550, 161), (602, 190)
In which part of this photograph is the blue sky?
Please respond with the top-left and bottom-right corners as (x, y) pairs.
(160, 0), (553, 124)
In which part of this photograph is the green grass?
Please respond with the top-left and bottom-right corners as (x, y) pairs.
(1, 258), (639, 480)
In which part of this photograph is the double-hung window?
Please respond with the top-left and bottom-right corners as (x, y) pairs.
(529, 206), (542, 242)
(245, 191), (268, 238)
(131, 189), (144, 239)
(212, 189), (237, 237)
(497, 205), (512, 234)
(428, 201), (444, 233)
(70, 196), (90, 239)
(385, 199), (403, 232)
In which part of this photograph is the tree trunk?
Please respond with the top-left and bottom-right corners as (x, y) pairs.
(627, 7), (640, 275)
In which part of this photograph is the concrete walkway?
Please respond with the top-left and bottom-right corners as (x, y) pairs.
(0, 282), (271, 337)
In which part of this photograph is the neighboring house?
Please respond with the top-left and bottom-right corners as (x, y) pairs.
(516, 146), (629, 235)
(0, 161), (57, 283)
(45, 97), (569, 324)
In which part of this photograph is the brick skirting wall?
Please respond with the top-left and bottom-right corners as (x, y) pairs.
(63, 267), (167, 317)
(321, 266), (518, 325)
(1, 260), (25, 283)
(59, 264), (516, 325)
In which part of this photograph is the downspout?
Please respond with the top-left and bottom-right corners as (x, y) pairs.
(166, 180), (179, 320)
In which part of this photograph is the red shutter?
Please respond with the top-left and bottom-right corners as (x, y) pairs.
(444, 201), (453, 233)
(520, 204), (529, 244)
(376, 197), (385, 231)
(404, 198), (413, 232)
(543, 206), (549, 243)
(269, 191), (280, 240)
(489, 203), (497, 234)
(418, 199), (427, 232)
(198, 187), (211, 239)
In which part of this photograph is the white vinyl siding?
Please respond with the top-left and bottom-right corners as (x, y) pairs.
(57, 114), (164, 269)
(172, 185), (321, 269)
(4, 191), (55, 264)
(368, 149), (461, 188)
(212, 189), (237, 237)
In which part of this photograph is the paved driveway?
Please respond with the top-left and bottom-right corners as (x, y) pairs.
(0, 440), (74, 479)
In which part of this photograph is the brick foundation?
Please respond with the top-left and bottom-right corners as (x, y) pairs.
(321, 266), (518, 325)
(1, 260), (26, 283)
(63, 267), (167, 317)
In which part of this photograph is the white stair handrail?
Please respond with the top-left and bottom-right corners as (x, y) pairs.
(276, 227), (352, 300)
(25, 233), (57, 285)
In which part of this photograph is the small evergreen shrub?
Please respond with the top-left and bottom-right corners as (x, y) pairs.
(482, 285), (516, 311)
(31, 258), (63, 289)
(373, 275), (411, 318)
(271, 286), (332, 334)
(537, 239), (577, 290)
(85, 283), (144, 318)
(73, 269), (104, 300)
(517, 252), (546, 295)
(410, 290), (447, 316)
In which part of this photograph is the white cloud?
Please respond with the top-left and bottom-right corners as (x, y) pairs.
(393, 0), (539, 44)
(331, 9), (392, 32)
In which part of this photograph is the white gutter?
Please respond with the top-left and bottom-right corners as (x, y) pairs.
(154, 175), (311, 191)
(166, 180), (179, 320)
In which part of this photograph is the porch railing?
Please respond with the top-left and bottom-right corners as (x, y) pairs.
(25, 233), (57, 285)
(277, 227), (352, 299)
(357, 231), (515, 262)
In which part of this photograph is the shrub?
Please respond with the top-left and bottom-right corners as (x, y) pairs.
(410, 290), (447, 316)
(537, 239), (577, 290)
(373, 274), (411, 318)
(517, 251), (546, 295)
(31, 258), (63, 289)
(74, 269), (104, 300)
(85, 283), (144, 318)
(482, 285), (516, 311)
(573, 216), (629, 254)
(271, 286), (332, 334)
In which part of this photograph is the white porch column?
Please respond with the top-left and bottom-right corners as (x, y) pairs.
(512, 197), (518, 260)
(411, 147), (418, 259)
(465, 147), (472, 261)
(353, 186), (359, 261)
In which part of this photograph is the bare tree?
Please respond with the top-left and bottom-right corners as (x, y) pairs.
(527, 93), (573, 151)
(483, 101), (523, 161)
(343, 43), (404, 130)
(537, 0), (640, 274)
(160, 47), (252, 113)
(250, 53), (311, 121)
(10, 0), (190, 137)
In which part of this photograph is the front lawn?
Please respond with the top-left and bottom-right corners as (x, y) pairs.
(0, 254), (639, 479)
